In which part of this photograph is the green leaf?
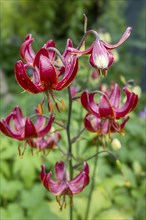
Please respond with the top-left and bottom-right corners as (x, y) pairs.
(121, 164), (137, 187)
(97, 209), (133, 220)
(0, 176), (22, 200)
(74, 187), (112, 220)
(28, 201), (59, 219)
(13, 153), (39, 188)
(0, 161), (10, 177)
(0, 136), (17, 160)
(0, 204), (24, 219)
(20, 184), (45, 209)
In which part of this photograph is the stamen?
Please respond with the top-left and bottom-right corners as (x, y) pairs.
(21, 142), (27, 156)
(61, 100), (65, 111)
(56, 196), (61, 206)
(18, 145), (22, 158)
(38, 103), (43, 114)
(119, 129), (125, 136)
(55, 102), (61, 113)
(30, 148), (34, 156)
(48, 101), (54, 113)
(18, 142), (27, 159)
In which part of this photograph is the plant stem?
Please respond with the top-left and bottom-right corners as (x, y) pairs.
(77, 30), (99, 50)
(73, 150), (118, 169)
(71, 127), (85, 144)
(66, 87), (73, 220)
(85, 148), (98, 220)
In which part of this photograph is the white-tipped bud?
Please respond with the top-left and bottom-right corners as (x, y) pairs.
(95, 54), (109, 69)
(111, 138), (121, 151)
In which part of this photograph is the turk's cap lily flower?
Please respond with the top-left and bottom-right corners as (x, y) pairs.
(84, 113), (129, 136)
(40, 161), (89, 210)
(27, 132), (61, 150)
(0, 106), (54, 141)
(15, 35), (78, 94)
(68, 27), (132, 76)
(81, 83), (138, 120)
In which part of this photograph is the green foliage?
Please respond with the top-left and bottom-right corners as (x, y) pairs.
(0, 90), (145, 219)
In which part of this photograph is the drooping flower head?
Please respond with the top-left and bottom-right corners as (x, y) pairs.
(81, 83), (138, 136)
(15, 35), (78, 93)
(68, 27), (132, 76)
(15, 36), (78, 111)
(40, 161), (89, 210)
(0, 106), (54, 141)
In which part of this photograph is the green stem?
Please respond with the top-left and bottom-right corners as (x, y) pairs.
(66, 87), (73, 220)
(77, 30), (99, 50)
(85, 148), (98, 220)
(73, 150), (118, 169)
(71, 127), (85, 145)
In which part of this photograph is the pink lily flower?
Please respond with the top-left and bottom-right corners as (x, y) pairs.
(40, 161), (89, 210)
(84, 113), (129, 136)
(81, 83), (138, 135)
(0, 106), (54, 141)
(15, 35), (78, 94)
(68, 27), (132, 76)
(27, 132), (61, 150)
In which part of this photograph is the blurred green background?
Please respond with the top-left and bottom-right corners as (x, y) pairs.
(0, 0), (146, 219)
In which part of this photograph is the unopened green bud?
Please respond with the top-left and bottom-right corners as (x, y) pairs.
(116, 160), (122, 170)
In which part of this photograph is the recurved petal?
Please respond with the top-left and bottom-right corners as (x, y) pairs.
(48, 179), (66, 195)
(20, 34), (35, 66)
(40, 165), (46, 182)
(103, 27), (132, 49)
(81, 91), (100, 117)
(68, 162), (89, 194)
(67, 44), (93, 55)
(0, 119), (24, 140)
(62, 39), (73, 59)
(34, 108), (46, 130)
(99, 93), (115, 118)
(40, 165), (52, 189)
(120, 116), (129, 129)
(37, 114), (54, 137)
(43, 39), (56, 60)
(0, 120), (13, 138)
(109, 84), (121, 109)
(84, 113), (101, 132)
(55, 161), (67, 181)
(39, 55), (58, 90)
(25, 118), (38, 138)
(13, 106), (25, 130)
(115, 88), (138, 119)
(15, 61), (41, 93)
(33, 48), (49, 67)
(54, 56), (78, 90)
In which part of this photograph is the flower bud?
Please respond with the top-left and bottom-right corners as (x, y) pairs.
(111, 138), (121, 150)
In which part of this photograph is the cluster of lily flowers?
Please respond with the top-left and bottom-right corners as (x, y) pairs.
(0, 25), (138, 210)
